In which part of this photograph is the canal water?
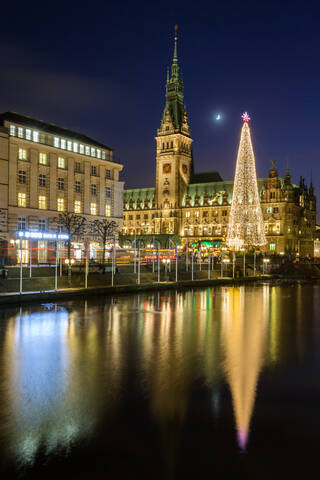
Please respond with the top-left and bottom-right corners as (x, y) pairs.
(0, 284), (320, 479)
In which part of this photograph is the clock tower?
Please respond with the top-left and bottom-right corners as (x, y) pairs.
(155, 26), (193, 234)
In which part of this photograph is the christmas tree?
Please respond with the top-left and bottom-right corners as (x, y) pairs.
(226, 113), (266, 249)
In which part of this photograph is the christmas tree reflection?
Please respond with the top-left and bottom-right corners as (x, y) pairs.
(222, 287), (268, 450)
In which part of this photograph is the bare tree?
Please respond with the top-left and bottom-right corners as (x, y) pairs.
(56, 212), (87, 286)
(92, 219), (119, 273)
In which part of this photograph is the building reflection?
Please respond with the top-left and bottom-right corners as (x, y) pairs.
(0, 284), (310, 471)
(1, 302), (124, 465)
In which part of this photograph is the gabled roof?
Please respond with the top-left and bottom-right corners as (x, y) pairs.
(0, 111), (113, 151)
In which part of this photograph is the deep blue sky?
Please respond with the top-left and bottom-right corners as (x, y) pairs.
(1, 0), (320, 196)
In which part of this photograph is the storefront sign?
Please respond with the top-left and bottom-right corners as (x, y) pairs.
(16, 231), (69, 240)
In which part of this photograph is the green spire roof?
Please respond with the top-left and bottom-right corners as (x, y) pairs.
(158, 25), (189, 135)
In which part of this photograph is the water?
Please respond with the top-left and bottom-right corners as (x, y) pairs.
(0, 284), (320, 479)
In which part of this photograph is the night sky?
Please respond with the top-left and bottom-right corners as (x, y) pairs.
(1, 0), (320, 198)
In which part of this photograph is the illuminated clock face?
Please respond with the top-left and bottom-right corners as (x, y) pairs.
(163, 163), (171, 174)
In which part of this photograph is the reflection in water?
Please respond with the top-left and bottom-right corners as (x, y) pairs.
(0, 285), (313, 476)
(221, 287), (268, 450)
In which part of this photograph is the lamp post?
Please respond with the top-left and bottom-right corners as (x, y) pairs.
(243, 250), (246, 277)
(199, 243), (202, 271)
(186, 241), (189, 272)
(191, 249), (194, 281)
(263, 257), (270, 275)
(208, 253), (210, 280)
(223, 258), (230, 277)
(137, 243), (141, 285)
(152, 236), (155, 273)
(29, 242), (32, 279)
(162, 258), (170, 281)
(84, 239), (89, 289)
(55, 240), (58, 290)
(133, 230), (137, 273)
(19, 239), (23, 294)
(232, 251), (235, 279)
(158, 247), (160, 282)
(175, 246), (178, 282)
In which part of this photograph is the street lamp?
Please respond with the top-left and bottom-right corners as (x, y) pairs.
(162, 258), (170, 281)
(263, 258), (270, 275)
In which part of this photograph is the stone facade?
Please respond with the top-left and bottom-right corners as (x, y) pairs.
(121, 34), (316, 256)
(0, 112), (124, 263)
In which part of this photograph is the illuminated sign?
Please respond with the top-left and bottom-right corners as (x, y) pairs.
(17, 231), (69, 240)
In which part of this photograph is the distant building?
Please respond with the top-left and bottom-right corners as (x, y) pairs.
(0, 112), (124, 263)
(121, 31), (316, 256)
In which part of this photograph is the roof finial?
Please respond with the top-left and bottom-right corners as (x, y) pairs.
(171, 24), (179, 79)
(173, 24), (178, 63)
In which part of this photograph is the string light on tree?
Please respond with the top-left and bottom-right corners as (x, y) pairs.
(226, 113), (266, 250)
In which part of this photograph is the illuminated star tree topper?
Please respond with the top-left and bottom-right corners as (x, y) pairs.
(226, 113), (266, 249)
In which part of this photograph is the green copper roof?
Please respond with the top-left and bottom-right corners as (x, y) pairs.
(158, 30), (187, 133)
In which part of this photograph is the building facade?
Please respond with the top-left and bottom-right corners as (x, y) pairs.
(121, 32), (316, 256)
(0, 112), (124, 263)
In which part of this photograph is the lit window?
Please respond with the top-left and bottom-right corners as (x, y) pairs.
(39, 219), (46, 231)
(33, 131), (39, 142)
(79, 144), (84, 154)
(18, 127), (24, 138)
(91, 184), (97, 196)
(10, 125), (16, 136)
(18, 192), (26, 207)
(57, 198), (64, 212)
(186, 211), (190, 217)
(74, 200), (81, 213)
(90, 203), (97, 215)
(97, 149), (101, 159)
(18, 217), (26, 230)
(91, 165), (97, 176)
(73, 142), (78, 153)
(102, 151), (106, 160)
(25, 129), (32, 140)
(105, 204), (111, 217)
(67, 141), (72, 151)
(18, 148), (27, 160)
(105, 186), (111, 198)
(106, 169), (111, 179)
(58, 157), (65, 168)
(75, 181), (81, 193)
(38, 195), (46, 209)
(91, 147), (96, 157)
(85, 146), (90, 156)
(54, 137), (60, 148)
(195, 211), (199, 217)
(39, 174), (46, 187)
(61, 139), (66, 149)
(58, 177), (64, 190)
(18, 170), (26, 184)
(269, 242), (276, 251)
(39, 152), (47, 165)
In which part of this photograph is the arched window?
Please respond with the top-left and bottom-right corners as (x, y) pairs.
(162, 143), (165, 150)
(170, 141), (173, 148)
